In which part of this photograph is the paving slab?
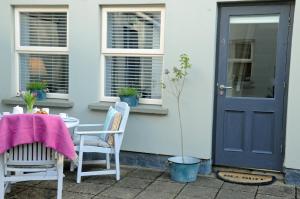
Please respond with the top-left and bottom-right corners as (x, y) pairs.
(127, 168), (163, 180)
(5, 184), (28, 198)
(87, 166), (136, 178)
(63, 171), (78, 182)
(256, 193), (292, 199)
(178, 184), (218, 199)
(157, 172), (173, 182)
(99, 186), (142, 199)
(59, 191), (94, 199)
(145, 180), (185, 194)
(216, 189), (255, 199)
(35, 180), (74, 190)
(222, 182), (258, 193)
(83, 175), (117, 185)
(135, 190), (177, 199)
(258, 184), (295, 198)
(64, 182), (109, 195)
(8, 188), (56, 199)
(114, 177), (153, 189)
(189, 176), (223, 189)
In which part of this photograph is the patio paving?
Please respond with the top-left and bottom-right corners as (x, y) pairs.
(5, 165), (299, 199)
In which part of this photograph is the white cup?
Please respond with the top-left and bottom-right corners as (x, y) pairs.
(33, 107), (40, 113)
(42, 108), (50, 114)
(59, 113), (68, 119)
(13, 106), (24, 114)
(3, 112), (10, 116)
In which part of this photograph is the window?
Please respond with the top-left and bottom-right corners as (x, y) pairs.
(15, 8), (69, 99)
(228, 40), (254, 92)
(101, 7), (165, 104)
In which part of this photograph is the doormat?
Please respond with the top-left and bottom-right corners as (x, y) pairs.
(216, 171), (276, 185)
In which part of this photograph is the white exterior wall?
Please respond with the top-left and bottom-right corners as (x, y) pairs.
(0, 0), (299, 169)
(284, 0), (300, 169)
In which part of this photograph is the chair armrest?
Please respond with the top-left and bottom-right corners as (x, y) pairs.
(74, 124), (104, 131)
(75, 130), (123, 135)
(77, 124), (104, 127)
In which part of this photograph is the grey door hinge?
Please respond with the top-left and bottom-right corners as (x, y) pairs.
(280, 144), (283, 153)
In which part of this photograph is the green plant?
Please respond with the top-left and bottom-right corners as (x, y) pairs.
(26, 81), (47, 91)
(161, 54), (192, 161)
(22, 91), (36, 113)
(118, 87), (139, 97)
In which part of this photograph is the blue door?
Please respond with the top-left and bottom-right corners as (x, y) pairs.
(215, 4), (292, 170)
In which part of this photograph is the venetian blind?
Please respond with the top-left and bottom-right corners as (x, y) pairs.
(105, 56), (162, 99)
(20, 12), (67, 47)
(19, 54), (69, 94)
(107, 11), (161, 49)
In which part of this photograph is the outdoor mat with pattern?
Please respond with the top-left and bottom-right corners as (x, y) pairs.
(216, 171), (276, 185)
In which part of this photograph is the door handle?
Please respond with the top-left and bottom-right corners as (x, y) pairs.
(219, 84), (233, 90)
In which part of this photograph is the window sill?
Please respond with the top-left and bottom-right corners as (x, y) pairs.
(88, 102), (168, 115)
(2, 97), (74, 108)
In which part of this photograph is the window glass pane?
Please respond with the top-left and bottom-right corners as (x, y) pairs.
(19, 53), (69, 94)
(20, 12), (67, 47)
(105, 56), (162, 99)
(107, 11), (161, 49)
(229, 42), (252, 59)
(226, 15), (279, 98)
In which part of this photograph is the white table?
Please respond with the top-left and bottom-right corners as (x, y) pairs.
(0, 114), (79, 129)
(63, 117), (80, 128)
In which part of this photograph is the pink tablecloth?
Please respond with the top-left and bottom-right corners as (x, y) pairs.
(0, 114), (76, 160)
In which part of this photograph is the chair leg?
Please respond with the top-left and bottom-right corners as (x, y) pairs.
(106, 154), (110, 169)
(76, 151), (83, 183)
(70, 161), (75, 172)
(0, 155), (5, 199)
(114, 152), (120, 181)
(56, 155), (64, 199)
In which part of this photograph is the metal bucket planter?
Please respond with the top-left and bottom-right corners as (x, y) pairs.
(119, 96), (138, 107)
(168, 156), (200, 183)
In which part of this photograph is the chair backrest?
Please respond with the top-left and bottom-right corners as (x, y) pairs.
(114, 102), (130, 133)
(6, 143), (56, 166)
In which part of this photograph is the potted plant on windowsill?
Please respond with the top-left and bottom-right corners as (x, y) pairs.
(118, 87), (139, 107)
(162, 54), (200, 183)
(26, 81), (47, 101)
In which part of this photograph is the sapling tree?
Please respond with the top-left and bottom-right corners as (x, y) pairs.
(162, 54), (192, 162)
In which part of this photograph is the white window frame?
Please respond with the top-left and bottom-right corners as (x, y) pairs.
(100, 6), (165, 105)
(15, 7), (69, 99)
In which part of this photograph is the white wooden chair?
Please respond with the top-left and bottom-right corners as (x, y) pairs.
(73, 102), (130, 183)
(0, 143), (64, 199)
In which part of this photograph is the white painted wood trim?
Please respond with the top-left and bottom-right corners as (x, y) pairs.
(102, 48), (163, 55)
(100, 6), (164, 105)
(101, 95), (162, 105)
(14, 7), (69, 99)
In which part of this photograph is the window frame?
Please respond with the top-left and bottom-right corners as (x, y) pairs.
(228, 40), (254, 82)
(14, 7), (69, 99)
(100, 6), (165, 105)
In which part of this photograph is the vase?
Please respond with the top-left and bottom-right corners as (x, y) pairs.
(26, 104), (34, 113)
(119, 96), (138, 107)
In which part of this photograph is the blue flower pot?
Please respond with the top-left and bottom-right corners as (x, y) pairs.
(168, 156), (200, 183)
(31, 90), (46, 101)
(119, 96), (138, 107)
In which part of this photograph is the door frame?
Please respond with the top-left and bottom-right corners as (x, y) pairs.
(212, 1), (295, 171)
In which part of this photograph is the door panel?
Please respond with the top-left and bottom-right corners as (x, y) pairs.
(215, 4), (291, 171)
